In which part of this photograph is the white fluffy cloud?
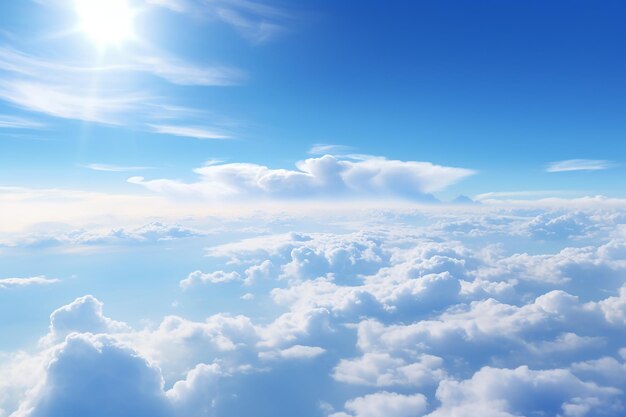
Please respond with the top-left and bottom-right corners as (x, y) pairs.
(259, 345), (326, 361)
(129, 154), (475, 201)
(180, 270), (242, 288)
(3, 206), (626, 417)
(43, 295), (130, 344)
(333, 353), (446, 388)
(13, 334), (173, 417)
(591, 285), (626, 325)
(426, 366), (622, 417)
(330, 392), (428, 417)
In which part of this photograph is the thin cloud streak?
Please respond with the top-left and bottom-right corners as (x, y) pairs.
(0, 46), (243, 125)
(82, 164), (153, 172)
(148, 0), (292, 43)
(474, 190), (582, 201)
(546, 159), (614, 173)
(134, 56), (245, 86)
(0, 46), (244, 87)
(149, 124), (231, 140)
(0, 115), (44, 129)
(308, 144), (355, 155)
(0, 79), (147, 124)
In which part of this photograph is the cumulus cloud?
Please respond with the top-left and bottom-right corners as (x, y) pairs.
(572, 349), (626, 387)
(426, 366), (622, 417)
(3, 206), (626, 417)
(129, 154), (475, 201)
(330, 392), (428, 417)
(591, 285), (626, 325)
(166, 363), (224, 417)
(524, 211), (601, 240)
(180, 270), (242, 288)
(333, 353), (446, 388)
(13, 334), (173, 417)
(259, 345), (326, 361)
(43, 295), (130, 344)
(126, 313), (259, 381)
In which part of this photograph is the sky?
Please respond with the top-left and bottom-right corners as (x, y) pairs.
(1, 1), (626, 417)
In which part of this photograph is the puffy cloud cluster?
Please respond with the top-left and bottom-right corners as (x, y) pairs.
(2, 206), (626, 417)
(428, 366), (622, 417)
(12, 335), (173, 417)
(43, 295), (130, 345)
(330, 392), (428, 417)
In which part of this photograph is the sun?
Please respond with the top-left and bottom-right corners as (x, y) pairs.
(75, 0), (135, 46)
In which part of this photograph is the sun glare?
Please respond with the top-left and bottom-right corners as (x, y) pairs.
(75, 0), (134, 46)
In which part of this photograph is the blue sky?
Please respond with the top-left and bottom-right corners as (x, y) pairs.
(1, 0), (625, 200)
(2, 2), (626, 417)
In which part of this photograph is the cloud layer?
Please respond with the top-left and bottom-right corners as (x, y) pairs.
(2, 205), (626, 417)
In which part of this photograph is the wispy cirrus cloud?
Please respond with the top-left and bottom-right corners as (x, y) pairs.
(0, 115), (44, 129)
(0, 48), (147, 124)
(308, 144), (355, 155)
(149, 124), (231, 140)
(0, 276), (60, 289)
(0, 46), (243, 125)
(0, 46), (244, 87)
(148, 0), (292, 44)
(132, 55), (245, 86)
(546, 159), (615, 173)
(0, 79), (146, 124)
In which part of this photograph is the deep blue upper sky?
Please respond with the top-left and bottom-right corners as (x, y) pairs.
(0, 0), (625, 199)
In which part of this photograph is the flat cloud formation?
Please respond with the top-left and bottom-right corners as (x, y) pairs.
(0, 276), (59, 289)
(2, 206), (626, 417)
(129, 154), (476, 201)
